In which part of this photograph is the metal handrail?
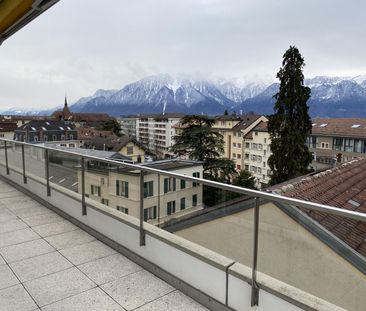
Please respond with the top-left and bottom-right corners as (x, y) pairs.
(1, 138), (366, 222)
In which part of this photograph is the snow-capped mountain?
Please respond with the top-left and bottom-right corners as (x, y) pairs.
(4, 74), (366, 117)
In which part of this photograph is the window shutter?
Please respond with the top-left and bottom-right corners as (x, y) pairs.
(153, 206), (157, 219)
(125, 182), (129, 198)
(116, 180), (119, 196)
(144, 209), (148, 222)
(172, 201), (176, 213)
(98, 187), (101, 197)
(167, 203), (171, 215)
(164, 178), (168, 193)
(173, 178), (176, 191)
(150, 182), (154, 197)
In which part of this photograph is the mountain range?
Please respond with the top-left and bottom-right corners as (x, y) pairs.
(2, 74), (366, 117)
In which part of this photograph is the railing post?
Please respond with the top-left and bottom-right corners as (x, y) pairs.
(81, 157), (87, 215)
(157, 173), (161, 227)
(139, 171), (146, 246)
(251, 197), (260, 306)
(21, 144), (27, 184)
(44, 149), (51, 196)
(4, 141), (9, 175)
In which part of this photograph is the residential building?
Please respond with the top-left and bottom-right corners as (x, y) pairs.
(308, 118), (366, 166)
(14, 120), (77, 143)
(1, 115), (53, 127)
(135, 113), (184, 158)
(212, 114), (267, 171)
(79, 159), (204, 225)
(0, 121), (17, 139)
(173, 159), (366, 311)
(243, 121), (272, 188)
(118, 115), (137, 137)
(77, 127), (118, 148)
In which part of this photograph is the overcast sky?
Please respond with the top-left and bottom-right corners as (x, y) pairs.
(1, 0), (365, 110)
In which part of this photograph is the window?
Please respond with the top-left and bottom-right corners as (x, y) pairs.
(180, 197), (186, 210)
(180, 179), (186, 189)
(258, 167), (262, 174)
(44, 135), (48, 141)
(101, 198), (109, 206)
(144, 181), (154, 198)
(164, 177), (176, 193)
(61, 135), (65, 141)
(333, 137), (343, 151)
(251, 154), (256, 161)
(117, 206), (128, 214)
(52, 135), (57, 141)
(264, 150), (266, 156)
(233, 143), (237, 147)
(167, 201), (176, 215)
(192, 172), (200, 187)
(344, 138), (354, 152)
(321, 142), (329, 149)
(237, 165), (241, 170)
(263, 162), (266, 168)
(91, 185), (101, 197)
(192, 194), (198, 207)
(245, 153), (249, 159)
(258, 144), (263, 150)
(144, 206), (157, 221)
(245, 165), (249, 171)
(236, 154), (241, 159)
(264, 138), (267, 143)
(34, 136), (38, 142)
(0, 134), (4, 138)
(116, 180), (129, 198)
(354, 139), (362, 153)
(245, 142), (250, 148)
(127, 146), (133, 154)
(309, 136), (317, 148)
(237, 143), (241, 148)
(69, 134), (74, 140)
(255, 132), (258, 136)
(232, 153), (236, 159)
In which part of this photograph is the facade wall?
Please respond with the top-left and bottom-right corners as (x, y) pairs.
(244, 131), (271, 188)
(80, 165), (204, 224)
(0, 131), (15, 139)
(176, 203), (366, 311)
(118, 141), (146, 162)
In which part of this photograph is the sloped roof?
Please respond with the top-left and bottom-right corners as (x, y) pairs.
(232, 114), (261, 131)
(17, 120), (76, 132)
(270, 158), (366, 258)
(311, 118), (366, 138)
(0, 122), (17, 132)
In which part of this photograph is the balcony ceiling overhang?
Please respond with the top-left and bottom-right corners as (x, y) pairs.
(0, 0), (60, 45)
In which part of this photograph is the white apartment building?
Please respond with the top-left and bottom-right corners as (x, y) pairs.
(79, 159), (203, 225)
(135, 113), (184, 158)
(244, 121), (272, 188)
(118, 116), (137, 137)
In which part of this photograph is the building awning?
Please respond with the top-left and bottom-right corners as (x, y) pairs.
(0, 0), (60, 45)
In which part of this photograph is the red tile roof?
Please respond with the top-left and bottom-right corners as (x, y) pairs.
(270, 159), (366, 258)
(0, 122), (17, 132)
(311, 118), (366, 138)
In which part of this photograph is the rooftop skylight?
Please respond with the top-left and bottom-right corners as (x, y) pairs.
(319, 123), (328, 128)
(351, 124), (361, 128)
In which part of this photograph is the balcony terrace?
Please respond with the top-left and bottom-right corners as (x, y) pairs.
(0, 138), (365, 311)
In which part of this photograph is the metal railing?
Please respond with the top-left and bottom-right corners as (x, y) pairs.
(1, 138), (366, 308)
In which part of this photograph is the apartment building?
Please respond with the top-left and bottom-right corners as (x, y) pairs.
(80, 159), (203, 225)
(212, 114), (268, 171)
(118, 115), (137, 137)
(243, 121), (271, 188)
(135, 113), (184, 158)
(0, 121), (17, 139)
(308, 118), (366, 165)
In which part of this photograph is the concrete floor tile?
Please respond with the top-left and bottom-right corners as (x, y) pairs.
(0, 228), (40, 248)
(134, 291), (208, 311)
(101, 270), (174, 310)
(32, 220), (77, 238)
(0, 219), (28, 234)
(78, 253), (142, 285)
(0, 254), (5, 265)
(41, 288), (124, 311)
(0, 209), (17, 223)
(0, 284), (38, 311)
(60, 240), (116, 266)
(12, 206), (50, 218)
(44, 230), (95, 250)
(0, 265), (19, 290)
(10, 251), (73, 282)
(24, 267), (96, 307)
(0, 239), (55, 263)
(22, 212), (62, 227)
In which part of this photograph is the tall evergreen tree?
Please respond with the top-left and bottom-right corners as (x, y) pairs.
(268, 46), (312, 185)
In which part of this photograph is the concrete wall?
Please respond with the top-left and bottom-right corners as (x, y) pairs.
(176, 202), (366, 311)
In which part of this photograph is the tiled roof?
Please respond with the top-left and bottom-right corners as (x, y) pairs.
(17, 120), (76, 132)
(311, 118), (366, 138)
(77, 127), (116, 140)
(270, 159), (366, 258)
(253, 121), (268, 132)
(232, 114), (260, 131)
(0, 122), (17, 132)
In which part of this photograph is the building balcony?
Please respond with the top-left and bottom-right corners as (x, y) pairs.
(0, 139), (364, 311)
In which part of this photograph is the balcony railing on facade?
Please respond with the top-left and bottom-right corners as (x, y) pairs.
(0, 137), (365, 311)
